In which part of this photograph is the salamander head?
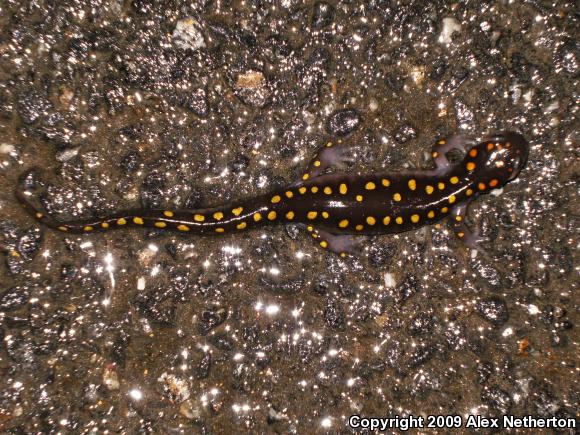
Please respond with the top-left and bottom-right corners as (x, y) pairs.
(465, 132), (529, 188)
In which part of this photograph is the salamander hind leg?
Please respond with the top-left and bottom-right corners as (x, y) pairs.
(432, 134), (475, 170)
(301, 141), (353, 181)
(307, 226), (365, 257)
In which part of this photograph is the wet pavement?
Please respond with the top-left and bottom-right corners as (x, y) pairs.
(0, 1), (578, 433)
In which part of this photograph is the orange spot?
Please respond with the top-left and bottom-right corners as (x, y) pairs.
(478, 182), (486, 191)
(466, 162), (476, 171)
(469, 149), (478, 157)
(489, 179), (499, 187)
(487, 143), (494, 150)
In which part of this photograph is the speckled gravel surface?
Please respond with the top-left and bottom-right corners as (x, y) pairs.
(0, 1), (578, 433)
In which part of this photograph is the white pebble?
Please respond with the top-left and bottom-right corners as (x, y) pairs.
(439, 17), (461, 44)
(384, 272), (396, 288)
(0, 143), (16, 154)
(172, 18), (206, 51)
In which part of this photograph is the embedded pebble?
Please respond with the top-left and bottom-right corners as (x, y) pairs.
(172, 18), (205, 50)
(234, 70), (270, 107)
(0, 143), (16, 154)
(476, 297), (509, 325)
(312, 2), (335, 28)
(326, 109), (361, 136)
(439, 17), (461, 44)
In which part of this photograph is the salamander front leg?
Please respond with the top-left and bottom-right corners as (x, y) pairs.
(432, 134), (475, 170)
(452, 205), (487, 248)
(301, 141), (353, 181)
(307, 225), (363, 257)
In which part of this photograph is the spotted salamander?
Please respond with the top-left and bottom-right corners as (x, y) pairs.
(17, 131), (529, 256)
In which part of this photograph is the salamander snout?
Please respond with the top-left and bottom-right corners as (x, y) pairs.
(474, 131), (529, 184)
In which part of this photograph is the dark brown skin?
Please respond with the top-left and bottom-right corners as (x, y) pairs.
(16, 131), (529, 256)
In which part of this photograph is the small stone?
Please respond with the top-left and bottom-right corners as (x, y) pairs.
(439, 17), (461, 44)
(158, 372), (191, 403)
(103, 364), (120, 390)
(393, 124), (417, 144)
(326, 109), (361, 136)
(234, 70), (270, 107)
(476, 297), (509, 325)
(0, 286), (30, 311)
(172, 18), (206, 51)
(312, 2), (335, 28)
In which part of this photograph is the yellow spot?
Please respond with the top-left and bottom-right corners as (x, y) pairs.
(322, 211), (329, 219)
(458, 232), (465, 238)
(438, 139), (446, 145)
(466, 188), (474, 196)
(271, 195), (281, 203)
(237, 222), (247, 229)
(478, 182), (486, 191)
(393, 193), (401, 202)
(441, 207), (449, 213)
(365, 181), (376, 190)
(355, 224), (364, 231)
(320, 241), (328, 248)
(307, 211), (317, 219)
(302, 173), (309, 180)
(253, 212), (262, 222)
(427, 211), (435, 218)
(58, 226), (68, 232)
(84, 226), (94, 231)
(133, 217), (144, 225)
(450, 176), (459, 184)
(432, 151), (439, 158)
(489, 179), (499, 187)
(455, 216), (462, 221)
(382, 178), (390, 187)
(408, 179), (417, 190)
(35, 212), (43, 219)
(448, 195), (456, 204)
(466, 162), (476, 171)
(313, 160), (321, 167)
(101, 222), (110, 229)
(117, 218), (127, 225)
(267, 211), (277, 220)
(215, 227), (225, 233)
(154, 221), (167, 228)
(438, 182), (445, 190)
(383, 216), (391, 225)
(326, 141), (333, 147)
(299, 187), (307, 194)
(487, 143), (494, 150)
(307, 226), (313, 232)
(232, 207), (243, 216)
(311, 186), (319, 193)
(163, 211), (174, 217)
(469, 149), (478, 157)
(425, 185), (434, 194)
(323, 186), (332, 194)
(213, 211), (224, 220)
(339, 219), (349, 228)
(411, 214), (420, 223)
(285, 191), (293, 198)
(366, 216), (376, 225)
(194, 214), (205, 222)
(286, 211), (295, 219)
(339, 183), (348, 194)
(340, 252), (347, 258)
(356, 195), (363, 202)
(395, 217), (403, 225)
(177, 224), (190, 231)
